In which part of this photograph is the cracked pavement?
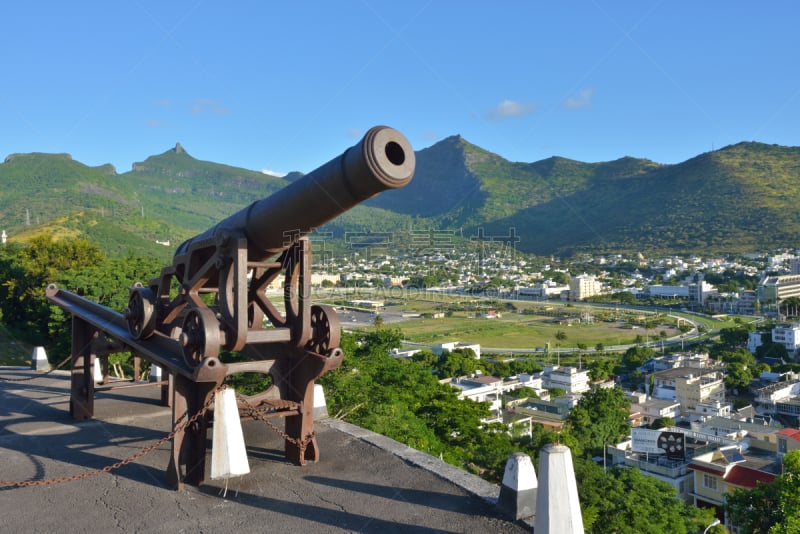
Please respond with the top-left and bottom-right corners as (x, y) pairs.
(0, 369), (529, 533)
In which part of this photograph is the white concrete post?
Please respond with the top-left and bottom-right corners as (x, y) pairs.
(533, 444), (584, 534)
(93, 358), (104, 382)
(30, 346), (50, 371)
(149, 363), (163, 382)
(497, 452), (537, 520)
(313, 383), (329, 419)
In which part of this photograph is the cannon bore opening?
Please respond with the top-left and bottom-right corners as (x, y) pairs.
(385, 140), (405, 166)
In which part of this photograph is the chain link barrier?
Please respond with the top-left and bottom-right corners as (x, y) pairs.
(0, 385), (314, 488)
(234, 392), (316, 459)
(0, 384), (223, 488)
(0, 353), (73, 382)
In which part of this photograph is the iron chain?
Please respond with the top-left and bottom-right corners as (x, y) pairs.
(0, 353), (73, 382)
(0, 384), (223, 488)
(235, 393), (315, 457)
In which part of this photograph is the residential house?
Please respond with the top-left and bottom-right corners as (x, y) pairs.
(688, 447), (779, 528)
(692, 415), (785, 454)
(777, 428), (800, 456)
(637, 352), (714, 374)
(631, 398), (681, 426)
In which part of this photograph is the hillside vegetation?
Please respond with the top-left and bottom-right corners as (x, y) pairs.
(2, 138), (799, 258)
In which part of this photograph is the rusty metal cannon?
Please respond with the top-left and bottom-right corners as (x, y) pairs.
(46, 126), (415, 488)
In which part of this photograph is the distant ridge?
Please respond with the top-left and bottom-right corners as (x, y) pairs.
(1, 138), (799, 257)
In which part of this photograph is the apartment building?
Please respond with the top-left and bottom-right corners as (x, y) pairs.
(770, 324), (800, 354)
(568, 273), (598, 301)
(651, 368), (726, 415)
(541, 366), (590, 394)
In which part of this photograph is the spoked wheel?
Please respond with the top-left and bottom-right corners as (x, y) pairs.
(180, 307), (221, 368)
(125, 285), (156, 339)
(305, 305), (341, 355)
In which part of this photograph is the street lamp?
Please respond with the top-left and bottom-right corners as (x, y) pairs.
(703, 519), (721, 534)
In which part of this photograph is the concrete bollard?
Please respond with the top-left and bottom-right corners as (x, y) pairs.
(30, 346), (50, 371)
(534, 444), (584, 534)
(497, 452), (537, 520)
(313, 384), (329, 419)
(149, 364), (163, 383)
(93, 358), (104, 382)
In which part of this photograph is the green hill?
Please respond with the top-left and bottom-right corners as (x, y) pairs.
(2, 138), (800, 258)
(367, 138), (800, 256)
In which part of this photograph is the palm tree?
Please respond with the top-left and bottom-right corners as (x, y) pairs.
(555, 330), (567, 365)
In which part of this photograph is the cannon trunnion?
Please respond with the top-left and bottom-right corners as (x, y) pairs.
(46, 126), (415, 489)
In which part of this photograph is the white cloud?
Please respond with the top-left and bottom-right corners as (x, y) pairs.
(191, 98), (230, 116)
(562, 88), (594, 109)
(146, 118), (168, 128)
(262, 169), (287, 178)
(485, 99), (537, 121)
(423, 129), (440, 142)
(346, 127), (363, 139)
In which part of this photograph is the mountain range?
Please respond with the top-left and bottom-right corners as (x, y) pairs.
(1, 136), (799, 259)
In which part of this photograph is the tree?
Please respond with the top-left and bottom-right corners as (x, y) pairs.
(576, 460), (716, 533)
(720, 325), (755, 347)
(726, 450), (800, 533)
(566, 386), (630, 458)
(725, 362), (755, 391)
(650, 416), (675, 429)
(620, 346), (654, 373)
(588, 358), (615, 382)
(555, 330), (567, 343)
(554, 330), (567, 359)
(756, 341), (789, 361)
(410, 349), (438, 368)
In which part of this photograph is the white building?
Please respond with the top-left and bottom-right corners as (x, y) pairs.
(637, 352), (713, 374)
(747, 331), (765, 354)
(771, 324), (800, 354)
(754, 380), (800, 413)
(631, 398), (682, 425)
(540, 366), (590, 394)
(646, 285), (690, 299)
(390, 347), (422, 359)
(569, 273), (598, 301)
(688, 277), (718, 307)
(433, 341), (481, 359)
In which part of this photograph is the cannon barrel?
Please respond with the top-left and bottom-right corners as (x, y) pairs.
(177, 126), (415, 260)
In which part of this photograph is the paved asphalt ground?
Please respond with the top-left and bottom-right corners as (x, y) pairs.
(0, 368), (529, 533)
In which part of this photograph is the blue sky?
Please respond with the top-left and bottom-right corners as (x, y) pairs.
(1, 1), (798, 175)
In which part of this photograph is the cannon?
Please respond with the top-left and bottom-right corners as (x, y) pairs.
(46, 126), (415, 488)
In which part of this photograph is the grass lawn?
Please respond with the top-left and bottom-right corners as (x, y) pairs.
(379, 312), (680, 350)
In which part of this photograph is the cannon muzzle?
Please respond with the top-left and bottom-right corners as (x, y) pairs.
(177, 125), (415, 260)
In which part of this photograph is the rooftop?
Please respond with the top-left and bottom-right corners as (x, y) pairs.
(777, 427), (800, 443)
(0, 368), (528, 533)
